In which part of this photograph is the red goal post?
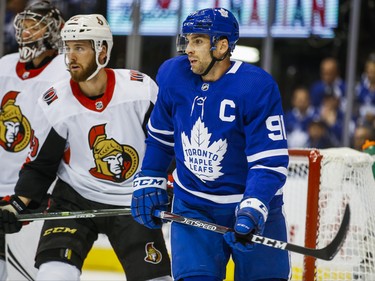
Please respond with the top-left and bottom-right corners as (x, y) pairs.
(284, 148), (375, 281)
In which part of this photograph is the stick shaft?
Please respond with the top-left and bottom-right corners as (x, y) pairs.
(16, 208), (132, 222)
(154, 205), (350, 261)
(16, 205), (350, 261)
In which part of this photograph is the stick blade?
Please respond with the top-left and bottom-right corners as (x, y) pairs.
(320, 204), (351, 260)
(285, 204), (350, 261)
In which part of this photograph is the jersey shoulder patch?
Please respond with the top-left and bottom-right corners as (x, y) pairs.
(42, 87), (58, 105)
(129, 70), (144, 82)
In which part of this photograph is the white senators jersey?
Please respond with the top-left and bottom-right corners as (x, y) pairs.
(15, 68), (158, 206)
(0, 53), (69, 195)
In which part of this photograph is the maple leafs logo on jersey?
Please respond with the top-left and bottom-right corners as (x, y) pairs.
(181, 117), (227, 182)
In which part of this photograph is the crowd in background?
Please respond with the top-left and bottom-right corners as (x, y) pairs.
(284, 55), (375, 150)
(3, 0), (375, 152)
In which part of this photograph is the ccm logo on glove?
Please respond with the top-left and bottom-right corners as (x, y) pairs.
(133, 177), (166, 189)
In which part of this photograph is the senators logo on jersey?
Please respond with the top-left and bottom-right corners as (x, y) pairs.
(144, 242), (163, 264)
(0, 91), (32, 152)
(88, 124), (139, 182)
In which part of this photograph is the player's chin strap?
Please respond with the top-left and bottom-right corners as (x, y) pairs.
(86, 52), (108, 81)
(201, 48), (230, 77)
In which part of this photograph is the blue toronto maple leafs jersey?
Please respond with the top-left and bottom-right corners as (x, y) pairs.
(142, 55), (289, 209)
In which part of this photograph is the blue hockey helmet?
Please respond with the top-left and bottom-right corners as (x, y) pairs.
(177, 8), (239, 53)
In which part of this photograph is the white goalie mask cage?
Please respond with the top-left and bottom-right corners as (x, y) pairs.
(13, 0), (64, 63)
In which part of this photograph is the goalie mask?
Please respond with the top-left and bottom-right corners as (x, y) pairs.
(176, 8), (239, 54)
(60, 14), (113, 81)
(13, 0), (64, 63)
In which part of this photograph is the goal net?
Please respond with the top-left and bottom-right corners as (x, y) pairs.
(283, 148), (375, 281)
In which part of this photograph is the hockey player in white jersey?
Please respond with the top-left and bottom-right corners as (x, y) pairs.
(0, 13), (172, 281)
(0, 1), (68, 279)
(131, 7), (291, 281)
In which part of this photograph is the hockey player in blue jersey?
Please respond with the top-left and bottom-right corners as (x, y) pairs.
(131, 7), (291, 281)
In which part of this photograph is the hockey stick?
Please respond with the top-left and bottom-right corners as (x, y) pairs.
(16, 205), (350, 260)
(16, 208), (132, 222)
(153, 204), (350, 261)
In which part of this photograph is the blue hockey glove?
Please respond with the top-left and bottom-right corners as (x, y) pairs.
(224, 198), (268, 252)
(0, 195), (28, 234)
(131, 170), (169, 229)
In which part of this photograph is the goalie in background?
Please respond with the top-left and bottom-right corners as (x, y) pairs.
(0, 13), (171, 281)
(0, 1), (68, 280)
(131, 7), (291, 281)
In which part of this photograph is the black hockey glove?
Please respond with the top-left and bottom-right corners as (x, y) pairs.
(0, 195), (28, 233)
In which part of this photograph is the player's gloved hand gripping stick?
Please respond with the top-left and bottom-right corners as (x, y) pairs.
(16, 204), (350, 261)
(223, 198), (268, 252)
(153, 204), (350, 261)
(131, 170), (169, 229)
(0, 195), (28, 233)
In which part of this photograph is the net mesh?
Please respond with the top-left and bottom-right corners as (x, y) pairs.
(283, 148), (375, 281)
